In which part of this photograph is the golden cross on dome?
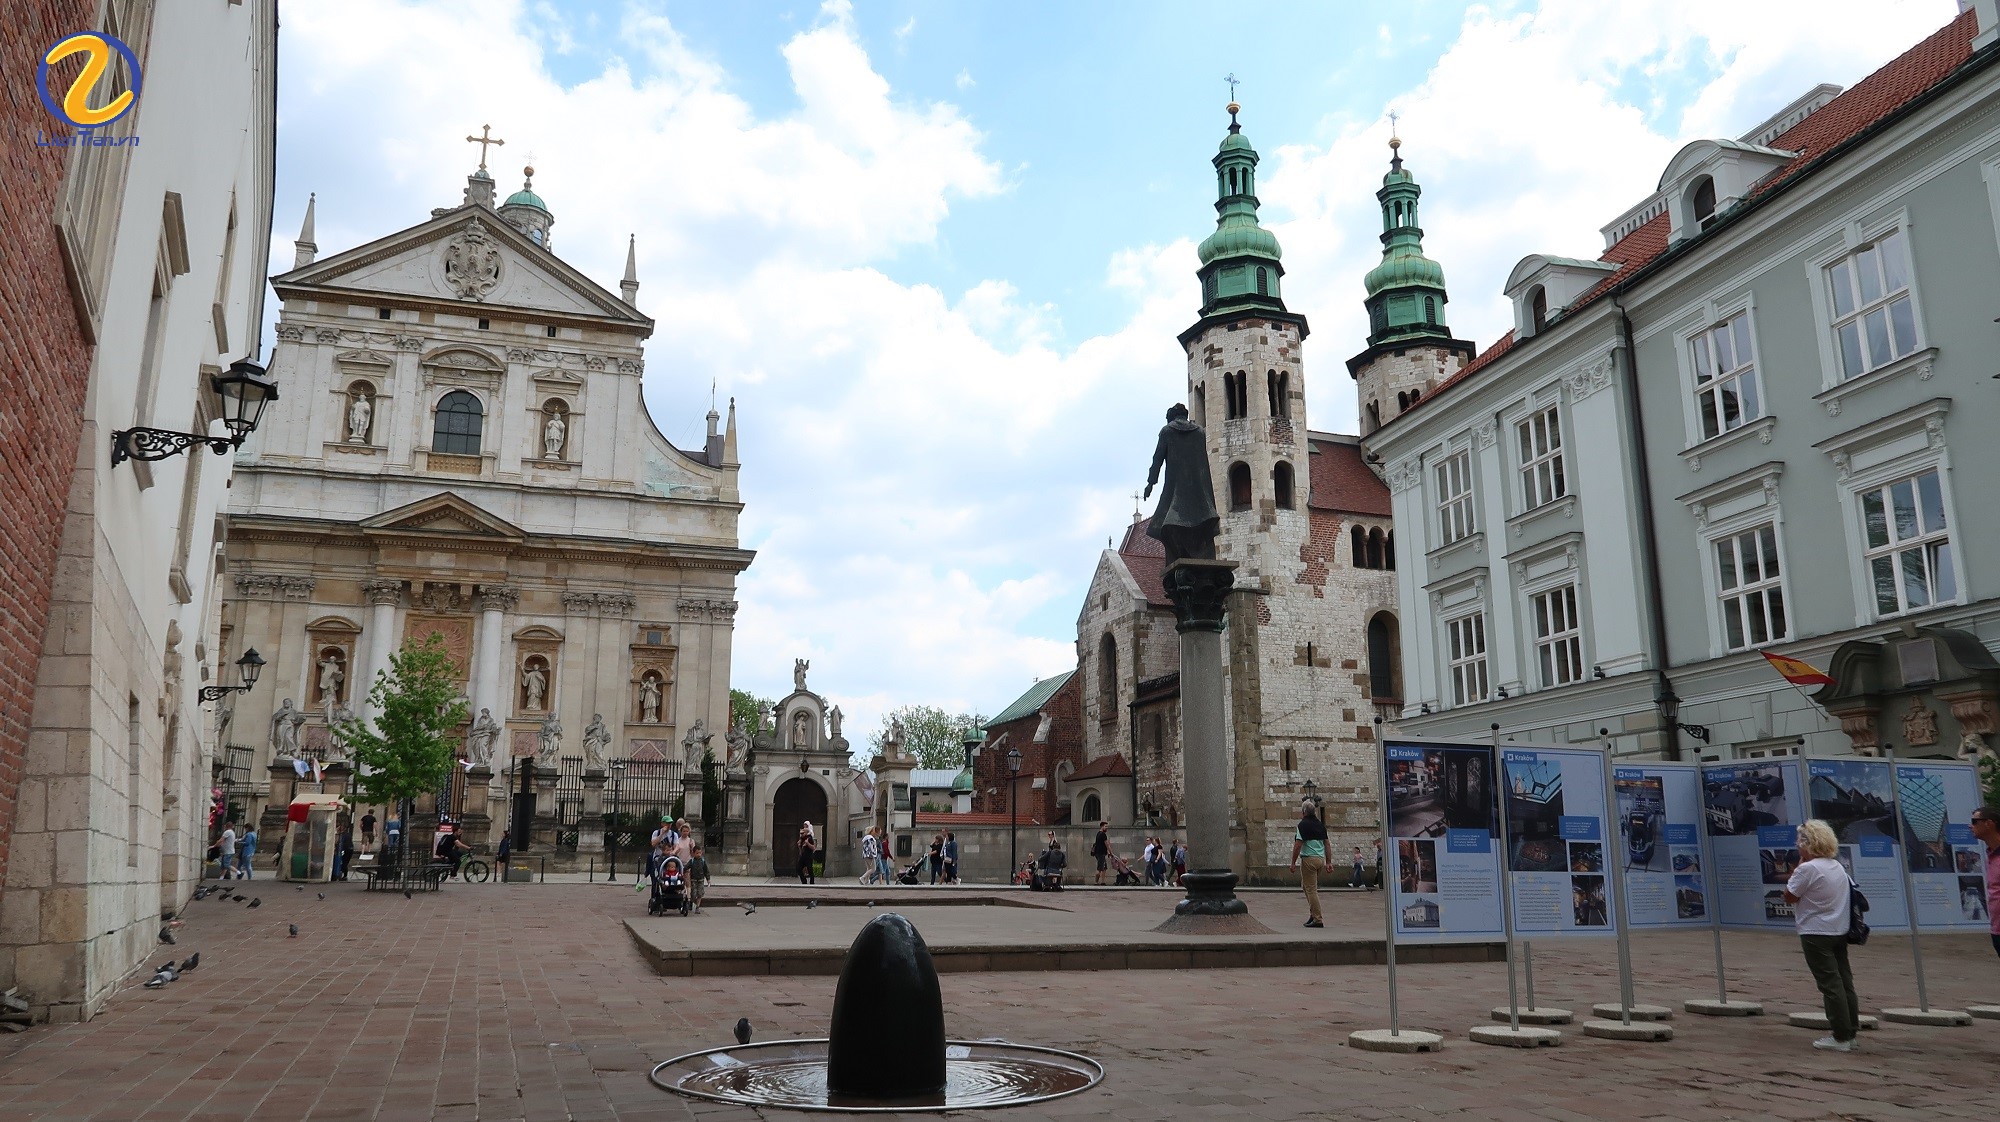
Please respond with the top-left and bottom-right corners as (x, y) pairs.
(465, 124), (505, 171)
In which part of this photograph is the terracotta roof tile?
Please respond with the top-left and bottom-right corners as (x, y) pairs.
(1307, 436), (1391, 516)
(1117, 519), (1173, 607)
(1067, 752), (1132, 781)
(1391, 11), (1977, 424)
(913, 811), (1041, 827)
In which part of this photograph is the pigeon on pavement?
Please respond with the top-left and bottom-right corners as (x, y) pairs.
(231, 895), (246, 903)
(316, 893), (325, 900)
(159, 927), (176, 945)
(246, 898), (261, 909)
(403, 887), (413, 900)
(179, 953), (199, 972)
(734, 1018), (752, 1045)
(740, 902), (756, 915)
(806, 900), (817, 909)
(296, 886), (304, 892)
(144, 964), (178, 988)
(288, 924), (298, 938)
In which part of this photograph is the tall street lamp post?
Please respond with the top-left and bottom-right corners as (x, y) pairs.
(1006, 747), (1023, 885)
(607, 759), (626, 882)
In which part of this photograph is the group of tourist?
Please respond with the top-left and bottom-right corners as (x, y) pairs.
(653, 817), (710, 910)
(209, 822), (259, 879)
(1083, 822), (1185, 887)
(925, 830), (961, 884)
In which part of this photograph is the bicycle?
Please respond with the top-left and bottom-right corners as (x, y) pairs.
(462, 856), (491, 883)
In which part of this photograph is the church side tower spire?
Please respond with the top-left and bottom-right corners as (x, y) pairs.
(620, 234), (640, 306)
(1347, 133), (1474, 436)
(293, 193), (317, 269)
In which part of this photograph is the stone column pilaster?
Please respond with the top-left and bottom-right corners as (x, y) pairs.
(359, 579), (403, 724)
(1165, 559), (1247, 918)
(471, 586), (517, 724)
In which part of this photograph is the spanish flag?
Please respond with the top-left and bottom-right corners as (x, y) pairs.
(1761, 650), (1834, 688)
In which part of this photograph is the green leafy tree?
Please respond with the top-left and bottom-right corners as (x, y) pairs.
(730, 687), (772, 734)
(334, 633), (470, 814)
(870, 704), (986, 770)
(1980, 752), (2000, 811)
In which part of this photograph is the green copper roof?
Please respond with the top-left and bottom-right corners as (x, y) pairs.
(988, 670), (1074, 728)
(1361, 142), (1452, 345)
(503, 188), (548, 212)
(1194, 106), (1286, 316)
(950, 768), (975, 792)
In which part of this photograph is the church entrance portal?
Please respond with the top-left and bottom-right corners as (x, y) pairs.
(771, 777), (827, 878)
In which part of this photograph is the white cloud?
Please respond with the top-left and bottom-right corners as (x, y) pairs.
(273, 0), (1966, 743)
(955, 68), (975, 91)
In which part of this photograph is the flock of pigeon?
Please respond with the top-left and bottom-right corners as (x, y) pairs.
(144, 883), (327, 991)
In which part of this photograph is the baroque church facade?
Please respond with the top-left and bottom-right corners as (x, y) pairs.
(220, 157), (750, 852)
(1073, 109), (1467, 878)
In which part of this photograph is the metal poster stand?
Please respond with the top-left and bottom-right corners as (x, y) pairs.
(1878, 745), (1970, 1026)
(1468, 726), (1559, 1046)
(1348, 732), (1442, 1053)
(1581, 740), (1672, 1041)
(1684, 755), (1762, 1016)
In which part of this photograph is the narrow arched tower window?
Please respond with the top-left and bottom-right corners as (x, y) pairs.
(1425, 295), (1437, 325)
(1691, 175), (1717, 229)
(1273, 461), (1295, 509)
(1256, 267), (1268, 296)
(1367, 528), (1385, 570)
(1228, 462), (1252, 511)
(1367, 614), (1400, 701)
(1351, 525), (1368, 566)
(1098, 633), (1119, 713)
(433, 390), (484, 455)
(1530, 286), (1549, 333)
(1385, 530), (1396, 570)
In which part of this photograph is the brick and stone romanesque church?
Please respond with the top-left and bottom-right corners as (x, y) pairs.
(1069, 110), (1473, 879)
(220, 152), (751, 856)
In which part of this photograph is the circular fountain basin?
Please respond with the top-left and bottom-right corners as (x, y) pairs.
(651, 1038), (1103, 1112)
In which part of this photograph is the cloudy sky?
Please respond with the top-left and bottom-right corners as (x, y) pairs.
(271, 0), (1961, 741)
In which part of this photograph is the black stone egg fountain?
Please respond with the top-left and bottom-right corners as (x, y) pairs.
(650, 913), (1103, 1112)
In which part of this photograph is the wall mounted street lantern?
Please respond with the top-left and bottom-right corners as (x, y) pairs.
(111, 358), (279, 467)
(1656, 683), (1711, 743)
(1301, 778), (1318, 804)
(198, 649), (265, 704)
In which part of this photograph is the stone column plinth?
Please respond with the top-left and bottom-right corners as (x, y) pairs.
(582, 771), (608, 852)
(531, 766), (560, 847)
(1164, 559), (1247, 918)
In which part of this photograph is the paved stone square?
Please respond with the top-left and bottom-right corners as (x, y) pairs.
(1, 879), (1993, 1121)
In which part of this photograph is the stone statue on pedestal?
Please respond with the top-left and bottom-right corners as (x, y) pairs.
(543, 410), (566, 459)
(792, 708), (813, 749)
(828, 705), (844, 740)
(639, 674), (662, 723)
(794, 658), (810, 692)
(1142, 403), (1220, 567)
(522, 663), (547, 711)
(582, 713), (611, 770)
(726, 720), (752, 771)
(347, 393), (372, 442)
(466, 708), (501, 768)
(270, 698), (305, 758)
(537, 711), (563, 767)
(681, 718), (712, 777)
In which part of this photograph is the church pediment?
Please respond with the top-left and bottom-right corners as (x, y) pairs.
(360, 492), (524, 541)
(273, 209), (651, 325)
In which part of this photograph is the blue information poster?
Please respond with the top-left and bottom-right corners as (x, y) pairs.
(1897, 760), (1991, 932)
(1502, 747), (1615, 937)
(1611, 762), (1710, 929)
(1700, 759), (1806, 930)
(1805, 757), (1910, 931)
(1384, 740), (1502, 943)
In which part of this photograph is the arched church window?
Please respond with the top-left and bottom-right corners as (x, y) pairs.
(1367, 613), (1400, 702)
(1397, 391), (1408, 412)
(1425, 295), (1437, 325)
(1228, 461), (1252, 511)
(1385, 530), (1396, 570)
(1367, 528), (1385, 570)
(1352, 525), (1368, 567)
(1273, 461), (1295, 510)
(433, 390), (484, 455)
(1192, 384), (1206, 427)
(1080, 792), (1102, 824)
(1234, 371), (1250, 419)
(1098, 633), (1119, 715)
(1256, 267), (1268, 296)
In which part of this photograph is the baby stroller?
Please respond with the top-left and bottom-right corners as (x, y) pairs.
(896, 855), (925, 886)
(649, 854), (690, 917)
(1108, 851), (1141, 887)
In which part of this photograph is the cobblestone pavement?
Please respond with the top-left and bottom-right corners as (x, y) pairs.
(1, 880), (1992, 1121)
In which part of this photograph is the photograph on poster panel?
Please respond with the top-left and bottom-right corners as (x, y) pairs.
(1502, 747), (1616, 936)
(1384, 740), (1502, 943)
(1612, 762), (1710, 928)
(1805, 757), (1911, 931)
(1894, 760), (1990, 931)
(1700, 759), (1806, 930)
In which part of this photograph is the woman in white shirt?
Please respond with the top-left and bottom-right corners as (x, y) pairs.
(1783, 819), (1858, 1052)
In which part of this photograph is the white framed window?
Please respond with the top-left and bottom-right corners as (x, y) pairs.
(1517, 406), (1566, 509)
(1531, 584), (1583, 688)
(1445, 613), (1489, 706)
(1858, 469), (1956, 618)
(1690, 312), (1762, 441)
(1825, 228), (1919, 381)
(1714, 524), (1788, 650)
(1436, 450), (1474, 544)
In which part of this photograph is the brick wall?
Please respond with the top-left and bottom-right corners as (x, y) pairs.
(968, 675), (1082, 825)
(0, 0), (99, 894)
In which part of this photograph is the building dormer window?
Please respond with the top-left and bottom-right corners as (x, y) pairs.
(1529, 286), (1549, 333)
(1690, 176), (1717, 230)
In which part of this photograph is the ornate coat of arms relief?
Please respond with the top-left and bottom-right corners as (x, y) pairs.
(441, 219), (504, 300)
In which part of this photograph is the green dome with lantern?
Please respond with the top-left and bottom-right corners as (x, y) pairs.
(1360, 136), (1453, 346)
(1193, 103), (1286, 315)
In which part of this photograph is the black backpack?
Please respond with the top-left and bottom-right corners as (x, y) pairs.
(1846, 880), (1871, 945)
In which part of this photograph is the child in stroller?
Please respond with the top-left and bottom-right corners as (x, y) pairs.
(895, 854), (925, 885)
(1107, 850), (1141, 886)
(649, 852), (691, 916)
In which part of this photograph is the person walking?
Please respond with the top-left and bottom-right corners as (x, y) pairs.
(1140, 838), (1158, 886)
(385, 815), (403, 864)
(860, 827), (882, 885)
(495, 831), (512, 882)
(238, 824), (259, 880)
(1092, 822), (1110, 885)
(942, 831), (959, 885)
(1170, 838), (1186, 886)
(876, 833), (897, 886)
(687, 844), (711, 914)
(1971, 805), (2000, 958)
(360, 811), (377, 854)
(796, 822), (818, 884)
(1349, 845), (1366, 889)
(1370, 838), (1383, 890)
(927, 833), (944, 885)
(1290, 799), (1329, 928)
(1784, 818), (1859, 1051)
(217, 823), (238, 879)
